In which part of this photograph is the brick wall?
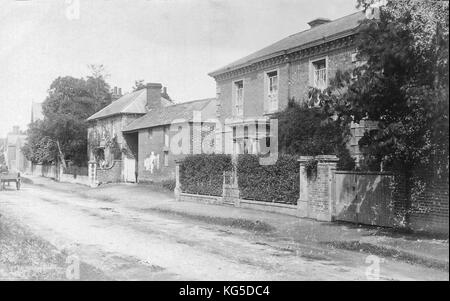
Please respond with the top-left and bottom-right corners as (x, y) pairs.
(137, 122), (216, 183)
(408, 174), (449, 234)
(215, 46), (356, 123)
(97, 160), (122, 184)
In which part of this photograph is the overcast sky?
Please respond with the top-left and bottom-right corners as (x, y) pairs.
(0, 0), (357, 137)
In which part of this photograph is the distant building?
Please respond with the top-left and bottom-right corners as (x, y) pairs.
(4, 126), (28, 172)
(31, 101), (44, 123)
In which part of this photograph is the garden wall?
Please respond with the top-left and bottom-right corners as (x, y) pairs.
(175, 154), (448, 235)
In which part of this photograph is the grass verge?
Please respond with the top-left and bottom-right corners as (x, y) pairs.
(149, 208), (275, 233)
(325, 240), (449, 272)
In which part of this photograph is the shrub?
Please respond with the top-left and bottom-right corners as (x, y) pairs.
(237, 154), (299, 205)
(161, 178), (176, 191)
(275, 100), (355, 170)
(180, 154), (232, 196)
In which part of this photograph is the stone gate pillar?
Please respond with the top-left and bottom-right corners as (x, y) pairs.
(297, 156), (314, 218)
(297, 155), (338, 221)
(88, 161), (97, 187)
(174, 161), (181, 201)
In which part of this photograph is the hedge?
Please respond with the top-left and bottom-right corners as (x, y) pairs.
(237, 154), (299, 205)
(179, 154), (232, 196)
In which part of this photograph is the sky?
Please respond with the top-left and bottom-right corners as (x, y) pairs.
(0, 0), (358, 137)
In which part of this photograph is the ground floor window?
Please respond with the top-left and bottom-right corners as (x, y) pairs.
(163, 151), (169, 167)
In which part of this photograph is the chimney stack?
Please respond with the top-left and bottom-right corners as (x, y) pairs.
(145, 83), (162, 110)
(307, 18), (331, 28)
(12, 126), (19, 134)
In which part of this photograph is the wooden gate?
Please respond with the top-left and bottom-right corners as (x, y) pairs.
(123, 157), (136, 183)
(333, 171), (394, 227)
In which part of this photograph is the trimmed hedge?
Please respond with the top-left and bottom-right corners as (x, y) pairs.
(180, 154), (232, 196)
(237, 154), (299, 205)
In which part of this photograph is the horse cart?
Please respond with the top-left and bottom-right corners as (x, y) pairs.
(0, 172), (21, 191)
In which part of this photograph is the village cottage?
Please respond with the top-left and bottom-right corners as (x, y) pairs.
(122, 98), (217, 183)
(2, 126), (28, 173)
(87, 83), (173, 184)
(209, 11), (374, 161)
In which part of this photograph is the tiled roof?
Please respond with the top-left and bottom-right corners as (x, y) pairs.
(123, 98), (217, 132)
(87, 89), (173, 121)
(209, 11), (365, 77)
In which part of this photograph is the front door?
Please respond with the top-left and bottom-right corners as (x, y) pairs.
(124, 157), (136, 183)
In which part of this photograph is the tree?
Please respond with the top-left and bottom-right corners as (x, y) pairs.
(275, 99), (355, 170)
(23, 71), (112, 166)
(132, 80), (146, 92)
(320, 0), (448, 179)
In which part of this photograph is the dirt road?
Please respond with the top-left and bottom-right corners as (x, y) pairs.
(0, 178), (447, 280)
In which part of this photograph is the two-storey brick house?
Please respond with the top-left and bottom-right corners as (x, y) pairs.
(122, 98), (217, 182)
(87, 83), (173, 183)
(209, 12), (372, 159)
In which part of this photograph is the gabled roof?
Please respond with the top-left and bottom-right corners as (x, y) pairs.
(87, 89), (173, 121)
(123, 98), (217, 132)
(209, 11), (365, 77)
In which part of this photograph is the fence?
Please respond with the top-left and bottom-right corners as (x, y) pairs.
(27, 163), (60, 180)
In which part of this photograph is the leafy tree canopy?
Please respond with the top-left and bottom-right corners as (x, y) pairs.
(319, 0), (449, 178)
(275, 100), (355, 170)
(23, 67), (112, 166)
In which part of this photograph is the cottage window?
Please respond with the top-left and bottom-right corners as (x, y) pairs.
(148, 128), (153, 139)
(163, 126), (169, 147)
(163, 151), (169, 167)
(312, 59), (327, 90)
(234, 80), (244, 116)
(266, 71), (278, 112)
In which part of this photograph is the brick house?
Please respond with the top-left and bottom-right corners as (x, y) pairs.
(87, 83), (173, 183)
(122, 98), (217, 182)
(208, 12), (374, 161)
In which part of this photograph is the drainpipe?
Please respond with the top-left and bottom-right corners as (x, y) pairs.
(285, 51), (292, 101)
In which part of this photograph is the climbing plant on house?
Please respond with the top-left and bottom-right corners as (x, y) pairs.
(319, 0), (448, 179)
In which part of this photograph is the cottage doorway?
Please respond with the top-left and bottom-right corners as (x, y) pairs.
(124, 157), (136, 183)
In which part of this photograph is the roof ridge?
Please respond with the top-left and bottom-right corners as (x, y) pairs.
(285, 10), (362, 38)
(171, 98), (215, 106)
(209, 11), (364, 76)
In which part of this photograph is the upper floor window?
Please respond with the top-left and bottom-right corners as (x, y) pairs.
(163, 126), (169, 147)
(147, 128), (153, 139)
(234, 80), (244, 116)
(266, 71), (278, 112)
(312, 59), (327, 90)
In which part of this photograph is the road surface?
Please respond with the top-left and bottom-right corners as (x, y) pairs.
(0, 178), (447, 280)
